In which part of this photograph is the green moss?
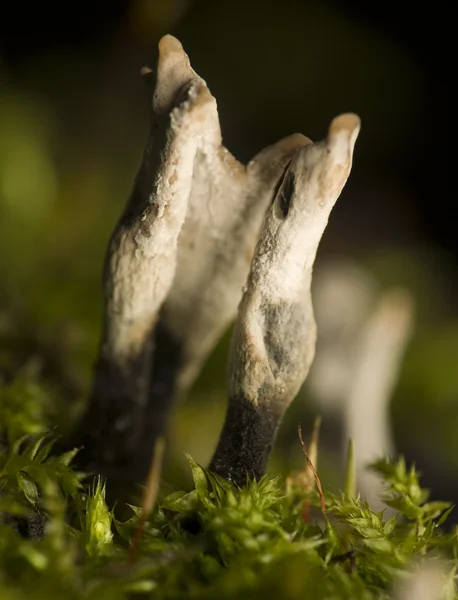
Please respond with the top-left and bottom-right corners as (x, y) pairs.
(0, 385), (457, 599)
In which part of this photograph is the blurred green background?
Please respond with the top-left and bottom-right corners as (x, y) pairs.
(0, 1), (455, 510)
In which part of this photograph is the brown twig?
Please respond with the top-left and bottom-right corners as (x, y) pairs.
(127, 437), (165, 564)
(298, 424), (326, 514)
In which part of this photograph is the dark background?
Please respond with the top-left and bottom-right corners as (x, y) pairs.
(1, 0), (456, 506)
(1, 0), (452, 255)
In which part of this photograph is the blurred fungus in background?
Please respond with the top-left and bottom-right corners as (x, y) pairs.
(0, 0), (454, 512)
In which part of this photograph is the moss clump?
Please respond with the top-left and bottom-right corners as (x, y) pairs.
(1, 380), (457, 599)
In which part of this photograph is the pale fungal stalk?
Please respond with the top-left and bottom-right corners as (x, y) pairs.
(210, 115), (360, 483)
(74, 34), (360, 493)
(345, 288), (414, 507)
(309, 261), (414, 506)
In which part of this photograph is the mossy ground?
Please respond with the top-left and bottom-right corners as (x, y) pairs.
(1, 378), (457, 599)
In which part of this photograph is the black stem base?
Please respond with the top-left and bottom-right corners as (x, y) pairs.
(209, 396), (283, 487)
